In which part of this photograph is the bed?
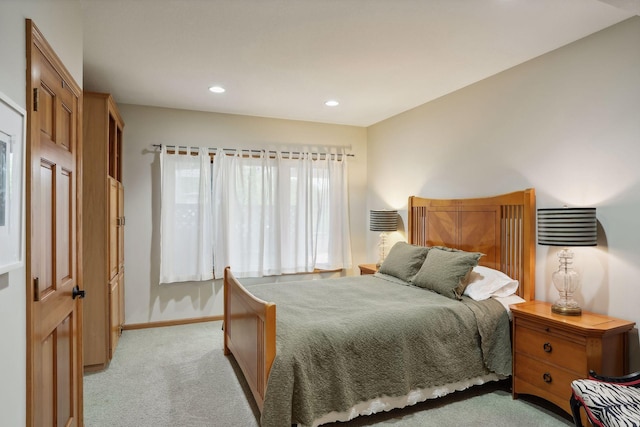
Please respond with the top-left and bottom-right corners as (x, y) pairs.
(223, 188), (536, 426)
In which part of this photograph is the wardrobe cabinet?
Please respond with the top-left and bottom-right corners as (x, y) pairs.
(82, 92), (125, 371)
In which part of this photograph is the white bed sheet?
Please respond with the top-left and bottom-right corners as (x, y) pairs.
(307, 373), (507, 427)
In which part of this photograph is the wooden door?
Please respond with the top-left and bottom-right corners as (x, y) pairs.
(26, 20), (83, 427)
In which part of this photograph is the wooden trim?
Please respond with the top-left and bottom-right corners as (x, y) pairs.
(287, 268), (342, 275)
(122, 315), (223, 331)
(75, 53), (85, 427)
(28, 21), (81, 98)
(25, 23), (37, 427)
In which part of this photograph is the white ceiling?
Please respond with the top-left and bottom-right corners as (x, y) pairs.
(80, 0), (637, 127)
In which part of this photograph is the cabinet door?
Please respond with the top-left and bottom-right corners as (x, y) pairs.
(108, 110), (123, 181)
(118, 182), (124, 270)
(109, 274), (120, 359)
(118, 269), (125, 328)
(109, 271), (125, 359)
(108, 177), (119, 280)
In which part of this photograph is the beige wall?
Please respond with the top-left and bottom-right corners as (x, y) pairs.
(0, 0), (83, 425)
(120, 105), (368, 325)
(367, 17), (640, 368)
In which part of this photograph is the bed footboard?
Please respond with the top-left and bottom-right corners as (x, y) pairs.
(223, 267), (276, 412)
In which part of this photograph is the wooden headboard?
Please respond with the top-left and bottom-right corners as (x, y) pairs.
(408, 188), (535, 301)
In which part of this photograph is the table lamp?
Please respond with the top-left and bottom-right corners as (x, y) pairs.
(370, 209), (397, 267)
(537, 207), (597, 315)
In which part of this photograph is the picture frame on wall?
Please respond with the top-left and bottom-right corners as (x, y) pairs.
(0, 91), (26, 275)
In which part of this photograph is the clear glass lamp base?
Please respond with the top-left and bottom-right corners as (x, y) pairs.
(376, 232), (389, 268)
(551, 248), (582, 316)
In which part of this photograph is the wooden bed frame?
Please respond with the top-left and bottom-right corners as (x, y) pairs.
(223, 188), (536, 413)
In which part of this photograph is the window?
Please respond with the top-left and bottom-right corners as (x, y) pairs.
(160, 147), (352, 282)
(212, 151), (352, 278)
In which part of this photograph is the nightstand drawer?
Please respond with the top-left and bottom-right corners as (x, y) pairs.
(515, 353), (581, 402)
(515, 322), (587, 374)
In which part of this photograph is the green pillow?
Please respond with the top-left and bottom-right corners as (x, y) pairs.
(412, 247), (482, 300)
(378, 242), (430, 283)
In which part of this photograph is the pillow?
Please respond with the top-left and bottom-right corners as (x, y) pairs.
(411, 246), (482, 300)
(463, 266), (519, 301)
(378, 242), (430, 283)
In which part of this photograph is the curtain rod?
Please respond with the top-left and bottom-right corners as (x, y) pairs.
(151, 144), (354, 159)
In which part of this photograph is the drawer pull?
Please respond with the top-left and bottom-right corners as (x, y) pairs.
(543, 372), (553, 383)
(543, 342), (552, 353)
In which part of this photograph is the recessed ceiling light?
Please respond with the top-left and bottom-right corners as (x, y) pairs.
(209, 86), (226, 94)
(325, 100), (339, 107)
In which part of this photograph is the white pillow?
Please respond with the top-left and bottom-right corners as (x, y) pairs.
(463, 266), (519, 301)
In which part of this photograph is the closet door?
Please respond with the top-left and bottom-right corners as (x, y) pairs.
(109, 177), (119, 280)
(108, 178), (123, 357)
(118, 181), (124, 270)
(109, 275), (120, 358)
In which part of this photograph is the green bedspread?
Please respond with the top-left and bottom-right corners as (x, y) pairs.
(248, 273), (512, 427)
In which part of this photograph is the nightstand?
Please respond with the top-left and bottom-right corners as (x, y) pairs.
(358, 264), (378, 275)
(510, 300), (635, 418)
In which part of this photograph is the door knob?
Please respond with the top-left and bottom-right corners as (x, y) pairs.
(72, 285), (86, 299)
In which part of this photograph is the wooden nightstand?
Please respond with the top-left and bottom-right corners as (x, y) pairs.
(358, 264), (378, 275)
(510, 300), (635, 418)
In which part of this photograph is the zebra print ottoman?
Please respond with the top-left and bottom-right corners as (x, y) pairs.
(571, 379), (640, 427)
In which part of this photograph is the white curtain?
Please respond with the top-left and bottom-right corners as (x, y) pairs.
(212, 151), (280, 278)
(212, 150), (352, 278)
(313, 154), (352, 270)
(159, 146), (213, 283)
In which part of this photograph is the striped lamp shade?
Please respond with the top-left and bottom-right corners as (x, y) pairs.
(369, 210), (397, 232)
(537, 208), (597, 247)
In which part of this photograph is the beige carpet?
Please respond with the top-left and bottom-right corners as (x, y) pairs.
(84, 321), (574, 427)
